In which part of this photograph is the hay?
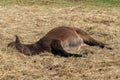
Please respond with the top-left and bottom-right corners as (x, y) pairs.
(0, 5), (120, 80)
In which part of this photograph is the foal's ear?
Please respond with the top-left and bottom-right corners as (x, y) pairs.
(15, 35), (20, 43)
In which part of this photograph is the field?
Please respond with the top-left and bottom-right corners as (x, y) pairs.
(0, 0), (120, 80)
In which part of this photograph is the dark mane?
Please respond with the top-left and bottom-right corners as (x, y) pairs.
(8, 26), (112, 57)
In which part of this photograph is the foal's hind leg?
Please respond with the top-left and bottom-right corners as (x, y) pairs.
(75, 28), (105, 48)
(75, 28), (113, 50)
(50, 39), (87, 57)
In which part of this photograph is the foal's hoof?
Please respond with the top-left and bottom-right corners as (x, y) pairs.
(77, 53), (87, 58)
(81, 53), (88, 58)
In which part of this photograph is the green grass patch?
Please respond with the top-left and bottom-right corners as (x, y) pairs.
(0, 0), (120, 7)
(90, 0), (120, 3)
(0, 0), (44, 5)
(89, 0), (120, 7)
(0, 0), (75, 7)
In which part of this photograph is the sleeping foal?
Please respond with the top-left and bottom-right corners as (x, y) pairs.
(8, 26), (111, 57)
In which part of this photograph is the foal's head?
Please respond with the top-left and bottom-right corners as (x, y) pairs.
(7, 35), (20, 48)
(8, 35), (44, 55)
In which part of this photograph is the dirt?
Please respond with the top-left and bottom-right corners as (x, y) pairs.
(0, 5), (120, 80)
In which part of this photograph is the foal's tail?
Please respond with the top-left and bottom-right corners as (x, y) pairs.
(51, 39), (87, 57)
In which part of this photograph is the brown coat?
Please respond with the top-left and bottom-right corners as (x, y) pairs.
(8, 26), (111, 57)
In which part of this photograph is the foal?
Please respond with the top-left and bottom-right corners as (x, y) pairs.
(8, 26), (111, 57)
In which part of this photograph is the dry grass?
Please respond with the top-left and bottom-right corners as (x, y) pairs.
(0, 5), (120, 80)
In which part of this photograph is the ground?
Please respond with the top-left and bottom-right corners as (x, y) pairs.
(0, 5), (120, 80)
